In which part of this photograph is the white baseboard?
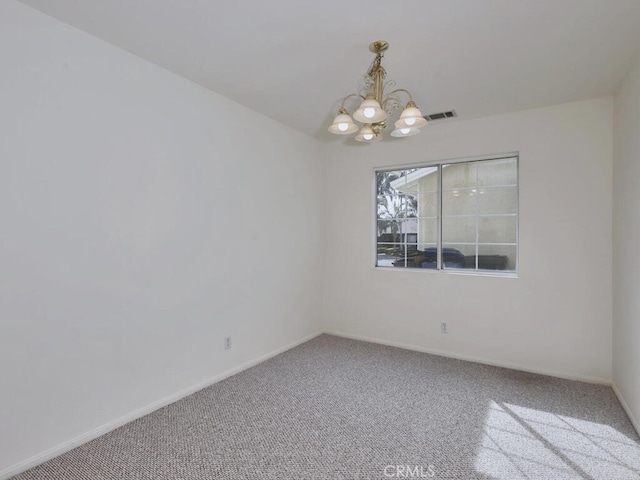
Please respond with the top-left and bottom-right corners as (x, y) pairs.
(0, 331), (322, 480)
(612, 382), (640, 436)
(323, 330), (612, 386)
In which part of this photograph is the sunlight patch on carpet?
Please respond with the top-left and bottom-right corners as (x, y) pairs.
(475, 401), (640, 479)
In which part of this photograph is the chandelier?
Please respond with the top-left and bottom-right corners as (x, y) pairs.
(329, 40), (427, 142)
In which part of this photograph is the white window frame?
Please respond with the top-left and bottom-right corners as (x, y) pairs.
(373, 152), (519, 277)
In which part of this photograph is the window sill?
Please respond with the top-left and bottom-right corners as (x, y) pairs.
(373, 265), (519, 278)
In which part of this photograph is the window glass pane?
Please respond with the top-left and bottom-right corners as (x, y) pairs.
(442, 244), (474, 269)
(416, 192), (438, 217)
(442, 162), (476, 189)
(376, 252), (396, 267)
(412, 166), (439, 193)
(377, 194), (411, 220)
(376, 196), (395, 221)
(376, 237), (402, 248)
(390, 248), (428, 268)
(417, 217), (438, 245)
(478, 186), (517, 214)
(477, 157), (517, 186)
(381, 167), (435, 197)
(478, 245), (516, 271)
(404, 217), (418, 234)
(395, 179), (419, 197)
(377, 219), (406, 244)
(478, 216), (517, 244)
(377, 171), (396, 196)
(442, 216), (476, 244)
(377, 219), (402, 238)
(442, 189), (477, 216)
(420, 248), (438, 269)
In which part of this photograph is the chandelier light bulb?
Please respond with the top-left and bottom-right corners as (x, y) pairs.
(395, 103), (428, 129)
(355, 125), (379, 142)
(328, 110), (358, 135)
(353, 94), (387, 123)
(390, 126), (421, 137)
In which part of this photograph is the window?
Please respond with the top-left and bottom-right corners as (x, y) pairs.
(376, 155), (518, 273)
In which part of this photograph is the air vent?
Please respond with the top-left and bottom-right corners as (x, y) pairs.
(424, 110), (457, 121)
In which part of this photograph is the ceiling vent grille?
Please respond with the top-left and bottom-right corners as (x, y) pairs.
(424, 110), (457, 121)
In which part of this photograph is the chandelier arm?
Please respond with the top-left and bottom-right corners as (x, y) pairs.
(381, 96), (402, 111)
(384, 88), (415, 104)
(339, 93), (367, 111)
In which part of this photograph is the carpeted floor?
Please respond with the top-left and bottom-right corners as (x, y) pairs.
(13, 335), (640, 480)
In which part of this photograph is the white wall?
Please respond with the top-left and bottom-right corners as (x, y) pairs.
(613, 52), (640, 433)
(324, 97), (613, 383)
(0, 1), (323, 475)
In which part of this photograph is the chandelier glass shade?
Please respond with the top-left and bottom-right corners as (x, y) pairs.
(355, 125), (381, 142)
(352, 94), (387, 124)
(327, 109), (358, 134)
(329, 40), (427, 143)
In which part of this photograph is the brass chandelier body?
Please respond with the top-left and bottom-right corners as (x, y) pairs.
(329, 41), (427, 142)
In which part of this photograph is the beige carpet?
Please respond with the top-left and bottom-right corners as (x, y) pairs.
(13, 335), (640, 479)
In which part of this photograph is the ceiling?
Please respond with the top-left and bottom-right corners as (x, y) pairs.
(18, 0), (640, 141)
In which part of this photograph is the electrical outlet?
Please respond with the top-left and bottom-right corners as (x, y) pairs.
(441, 322), (448, 334)
(224, 336), (232, 350)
